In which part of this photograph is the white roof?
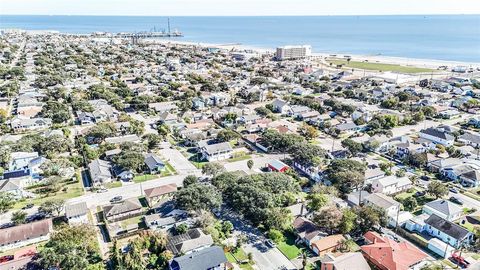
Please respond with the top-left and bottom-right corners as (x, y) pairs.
(375, 175), (411, 187)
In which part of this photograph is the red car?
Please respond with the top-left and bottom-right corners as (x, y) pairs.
(0, 255), (14, 263)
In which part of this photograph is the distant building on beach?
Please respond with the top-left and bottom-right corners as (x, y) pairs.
(276, 45), (312, 60)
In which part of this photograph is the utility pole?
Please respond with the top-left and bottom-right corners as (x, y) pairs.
(167, 18), (171, 36)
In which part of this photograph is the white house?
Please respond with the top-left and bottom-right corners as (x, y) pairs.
(419, 127), (454, 146)
(372, 175), (412, 195)
(200, 142), (233, 162)
(65, 202), (89, 225)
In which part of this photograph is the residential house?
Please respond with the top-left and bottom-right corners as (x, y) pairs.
(103, 198), (143, 222)
(166, 228), (214, 255)
(321, 252), (370, 270)
(149, 102), (178, 114)
(158, 111), (178, 124)
(428, 158), (463, 173)
(144, 153), (166, 174)
(364, 193), (402, 226)
(424, 214), (473, 248)
(458, 132), (480, 148)
(8, 152), (39, 171)
(88, 159), (113, 186)
(65, 202), (89, 225)
(144, 183), (177, 207)
(168, 246), (228, 270)
(271, 99), (290, 114)
(10, 117), (52, 132)
(333, 122), (360, 134)
(372, 175), (412, 195)
(200, 142), (233, 161)
(104, 134), (141, 144)
(361, 231), (428, 270)
(419, 127), (454, 146)
(310, 234), (345, 256)
(0, 219), (53, 252)
(292, 217), (326, 246)
(422, 199), (463, 221)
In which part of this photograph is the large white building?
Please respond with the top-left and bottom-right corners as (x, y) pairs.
(276, 45), (312, 60)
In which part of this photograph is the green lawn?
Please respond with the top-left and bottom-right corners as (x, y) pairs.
(164, 162), (177, 175)
(395, 190), (416, 201)
(14, 178), (84, 209)
(133, 174), (157, 183)
(104, 181), (122, 189)
(119, 215), (143, 228)
(226, 248), (254, 270)
(459, 220), (475, 232)
(277, 233), (302, 260)
(328, 59), (435, 74)
(227, 155), (252, 163)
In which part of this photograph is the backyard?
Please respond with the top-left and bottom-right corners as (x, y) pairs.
(276, 232), (302, 260)
(225, 248), (254, 270)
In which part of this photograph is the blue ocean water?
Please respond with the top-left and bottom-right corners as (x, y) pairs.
(0, 15), (479, 62)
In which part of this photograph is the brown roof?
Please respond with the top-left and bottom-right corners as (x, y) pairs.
(144, 183), (178, 199)
(293, 217), (324, 241)
(0, 219), (53, 246)
(311, 234), (345, 252)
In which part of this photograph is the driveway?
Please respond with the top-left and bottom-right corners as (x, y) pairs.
(159, 142), (199, 175)
(220, 208), (297, 270)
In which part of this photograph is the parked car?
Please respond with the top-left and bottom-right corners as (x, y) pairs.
(449, 188), (458, 194)
(449, 197), (464, 205)
(265, 239), (276, 248)
(420, 175), (430, 181)
(414, 191), (426, 197)
(0, 255), (14, 263)
(22, 203), (34, 210)
(110, 196), (123, 203)
(97, 188), (108, 193)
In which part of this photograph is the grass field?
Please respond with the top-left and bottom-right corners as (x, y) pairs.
(225, 248), (254, 270)
(227, 155), (252, 163)
(133, 174), (157, 183)
(14, 178), (84, 209)
(328, 59), (435, 74)
(277, 233), (302, 260)
(104, 181), (122, 189)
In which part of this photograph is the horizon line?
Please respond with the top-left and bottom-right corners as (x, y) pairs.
(1, 13), (479, 17)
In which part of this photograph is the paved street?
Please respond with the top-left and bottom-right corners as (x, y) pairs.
(220, 209), (297, 270)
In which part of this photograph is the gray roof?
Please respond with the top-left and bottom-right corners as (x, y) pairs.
(169, 246), (227, 270)
(424, 199), (462, 216)
(420, 128), (454, 141)
(167, 228), (214, 255)
(202, 142), (233, 155)
(459, 132), (480, 144)
(88, 159), (112, 183)
(365, 193), (400, 209)
(144, 153), (165, 171)
(424, 214), (470, 240)
(103, 198), (142, 217)
(65, 202), (88, 218)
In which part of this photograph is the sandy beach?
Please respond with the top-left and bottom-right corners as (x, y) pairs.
(145, 38), (480, 70)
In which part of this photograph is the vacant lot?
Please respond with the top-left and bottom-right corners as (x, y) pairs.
(328, 59), (435, 74)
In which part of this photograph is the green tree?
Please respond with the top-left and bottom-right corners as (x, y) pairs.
(39, 199), (65, 216)
(175, 183), (222, 211)
(114, 151), (145, 172)
(341, 138), (363, 156)
(247, 159), (254, 170)
(38, 225), (102, 270)
(267, 228), (285, 243)
(313, 206), (342, 234)
(216, 129), (240, 142)
(355, 205), (387, 233)
(175, 223), (188, 235)
(0, 192), (14, 213)
(201, 162), (225, 176)
(427, 181), (448, 199)
(143, 134), (162, 149)
(306, 193), (329, 212)
(183, 175), (198, 187)
(403, 197), (418, 211)
(327, 159), (366, 193)
(11, 210), (27, 224)
(339, 208), (358, 234)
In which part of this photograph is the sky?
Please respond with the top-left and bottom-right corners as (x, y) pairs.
(0, 0), (479, 16)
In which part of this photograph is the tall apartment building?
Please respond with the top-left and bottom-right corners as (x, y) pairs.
(275, 45), (312, 60)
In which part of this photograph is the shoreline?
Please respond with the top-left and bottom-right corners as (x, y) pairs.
(146, 38), (480, 69)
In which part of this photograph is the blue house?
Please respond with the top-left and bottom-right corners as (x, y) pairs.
(144, 154), (166, 174)
(424, 214), (473, 248)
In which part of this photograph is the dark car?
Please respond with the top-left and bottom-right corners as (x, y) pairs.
(449, 197), (463, 205)
(22, 203), (34, 210)
(449, 188), (458, 194)
(420, 175), (430, 181)
(414, 191), (426, 197)
(110, 196), (123, 203)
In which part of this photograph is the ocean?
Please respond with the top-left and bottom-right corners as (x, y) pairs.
(1, 15), (479, 62)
